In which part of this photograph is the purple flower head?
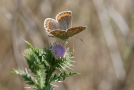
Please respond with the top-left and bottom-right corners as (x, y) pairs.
(51, 44), (66, 59)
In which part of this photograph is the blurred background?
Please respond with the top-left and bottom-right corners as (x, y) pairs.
(0, 0), (134, 90)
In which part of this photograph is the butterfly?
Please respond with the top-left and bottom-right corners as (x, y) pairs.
(44, 11), (87, 40)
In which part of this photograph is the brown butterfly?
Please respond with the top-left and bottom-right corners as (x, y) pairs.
(44, 11), (86, 40)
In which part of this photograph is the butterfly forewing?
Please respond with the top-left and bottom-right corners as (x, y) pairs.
(44, 18), (60, 33)
(67, 26), (87, 37)
(56, 11), (72, 30)
(50, 30), (69, 40)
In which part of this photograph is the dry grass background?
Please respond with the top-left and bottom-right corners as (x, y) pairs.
(0, 0), (134, 90)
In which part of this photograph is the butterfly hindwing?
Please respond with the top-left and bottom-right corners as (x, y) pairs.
(44, 18), (60, 33)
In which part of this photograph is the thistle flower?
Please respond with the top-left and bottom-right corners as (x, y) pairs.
(13, 41), (76, 90)
(51, 44), (66, 59)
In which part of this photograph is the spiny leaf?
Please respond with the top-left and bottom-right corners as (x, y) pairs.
(50, 72), (77, 82)
(14, 69), (37, 85)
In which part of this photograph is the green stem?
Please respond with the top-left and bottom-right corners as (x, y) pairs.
(45, 68), (55, 89)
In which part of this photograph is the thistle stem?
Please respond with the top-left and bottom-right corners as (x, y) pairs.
(45, 68), (55, 86)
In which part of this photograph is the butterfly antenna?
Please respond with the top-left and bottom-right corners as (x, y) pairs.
(74, 37), (83, 42)
(73, 37), (86, 46)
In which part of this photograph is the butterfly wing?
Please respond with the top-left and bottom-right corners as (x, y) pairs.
(56, 11), (72, 30)
(50, 30), (68, 40)
(44, 18), (60, 33)
(49, 26), (86, 40)
(67, 26), (87, 37)
(44, 11), (86, 40)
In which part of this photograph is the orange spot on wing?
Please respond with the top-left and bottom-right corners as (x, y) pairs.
(46, 21), (50, 29)
(58, 13), (71, 21)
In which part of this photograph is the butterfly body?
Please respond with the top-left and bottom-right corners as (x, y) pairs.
(44, 11), (86, 40)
